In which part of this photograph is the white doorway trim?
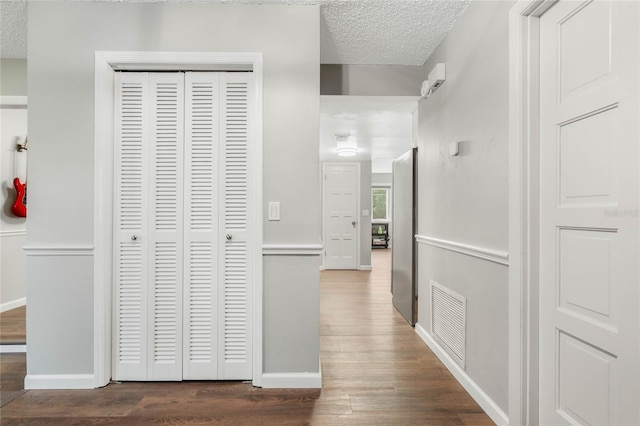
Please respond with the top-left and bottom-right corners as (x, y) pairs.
(322, 162), (361, 270)
(94, 51), (263, 388)
(508, 1), (556, 424)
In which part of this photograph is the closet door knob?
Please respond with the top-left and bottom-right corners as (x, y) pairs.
(226, 234), (232, 241)
(131, 235), (138, 241)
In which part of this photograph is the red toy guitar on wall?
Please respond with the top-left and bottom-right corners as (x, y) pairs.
(11, 136), (28, 218)
(11, 177), (27, 217)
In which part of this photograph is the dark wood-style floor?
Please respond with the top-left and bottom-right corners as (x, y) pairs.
(0, 250), (493, 425)
(0, 306), (26, 345)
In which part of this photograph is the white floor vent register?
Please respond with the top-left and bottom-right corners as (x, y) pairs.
(430, 280), (466, 369)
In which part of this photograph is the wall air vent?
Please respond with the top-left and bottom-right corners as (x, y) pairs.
(430, 280), (466, 369)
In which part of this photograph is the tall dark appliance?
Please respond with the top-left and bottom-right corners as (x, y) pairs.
(391, 148), (417, 325)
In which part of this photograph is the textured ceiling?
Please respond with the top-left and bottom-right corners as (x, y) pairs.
(0, 0), (27, 59)
(0, 0), (469, 64)
(320, 0), (469, 64)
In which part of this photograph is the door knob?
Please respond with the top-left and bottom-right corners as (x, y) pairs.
(226, 234), (232, 241)
(352, 221), (357, 227)
(131, 235), (138, 241)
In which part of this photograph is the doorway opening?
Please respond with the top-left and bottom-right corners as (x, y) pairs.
(319, 95), (416, 268)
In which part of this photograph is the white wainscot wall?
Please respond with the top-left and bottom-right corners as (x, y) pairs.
(24, 246), (94, 389)
(415, 236), (509, 425)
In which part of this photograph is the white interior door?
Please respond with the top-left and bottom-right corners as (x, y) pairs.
(182, 72), (220, 380)
(324, 163), (358, 269)
(218, 72), (253, 379)
(114, 71), (253, 382)
(114, 72), (150, 381)
(539, 1), (640, 424)
(114, 71), (185, 381)
(147, 72), (185, 381)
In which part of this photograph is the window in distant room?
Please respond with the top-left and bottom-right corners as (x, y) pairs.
(372, 187), (390, 221)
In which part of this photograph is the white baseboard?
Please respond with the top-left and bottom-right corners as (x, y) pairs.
(415, 323), (509, 426)
(261, 372), (322, 388)
(358, 265), (372, 271)
(1, 297), (26, 313)
(0, 344), (26, 353)
(24, 374), (96, 390)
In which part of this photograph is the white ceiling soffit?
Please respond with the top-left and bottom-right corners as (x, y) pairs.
(320, 95), (418, 167)
(0, 0), (470, 65)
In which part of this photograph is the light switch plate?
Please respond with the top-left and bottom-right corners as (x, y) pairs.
(268, 202), (280, 221)
(362, 209), (370, 217)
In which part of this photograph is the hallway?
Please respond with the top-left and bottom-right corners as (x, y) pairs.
(319, 249), (492, 424)
(0, 249), (492, 424)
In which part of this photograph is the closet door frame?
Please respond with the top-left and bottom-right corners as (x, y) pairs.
(94, 52), (263, 388)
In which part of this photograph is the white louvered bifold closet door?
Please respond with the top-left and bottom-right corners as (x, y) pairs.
(218, 72), (253, 379)
(183, 72), (220, 379)
(147, 73), (185, 380)
(114, 71), (253, 382)
(114, 72), (150, 381)
(114, 72), (185, 381)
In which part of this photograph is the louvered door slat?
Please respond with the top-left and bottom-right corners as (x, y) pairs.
(183, 72), (220, 379)
(114, 72), (150, 381)
(219, 72), (253, 379)
(147, 73), (184, 380)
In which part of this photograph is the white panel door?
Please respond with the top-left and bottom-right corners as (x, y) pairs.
(539, 1), (640, 424)
(218, 72), (253, 379)
(324, 164), (358, 269)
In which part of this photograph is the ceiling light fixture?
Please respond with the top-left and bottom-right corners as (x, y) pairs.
(335, 133), (358, 157)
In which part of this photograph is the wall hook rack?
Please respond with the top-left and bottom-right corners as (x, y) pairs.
(16, 136), (28, 152)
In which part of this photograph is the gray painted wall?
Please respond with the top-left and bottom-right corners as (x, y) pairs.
(1, 235), (26, 308)
(1, 61), (28, 308)
(0, 59), (27, 96)
(321, 64), (423, 96)
(0, 106), (27, 310)
(360, 161), (372, 268)
(372, 173), (392, 186)
(264, 255), (319, 372)
(28, 1), (320, 377)
(415, 0), (513, 413)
